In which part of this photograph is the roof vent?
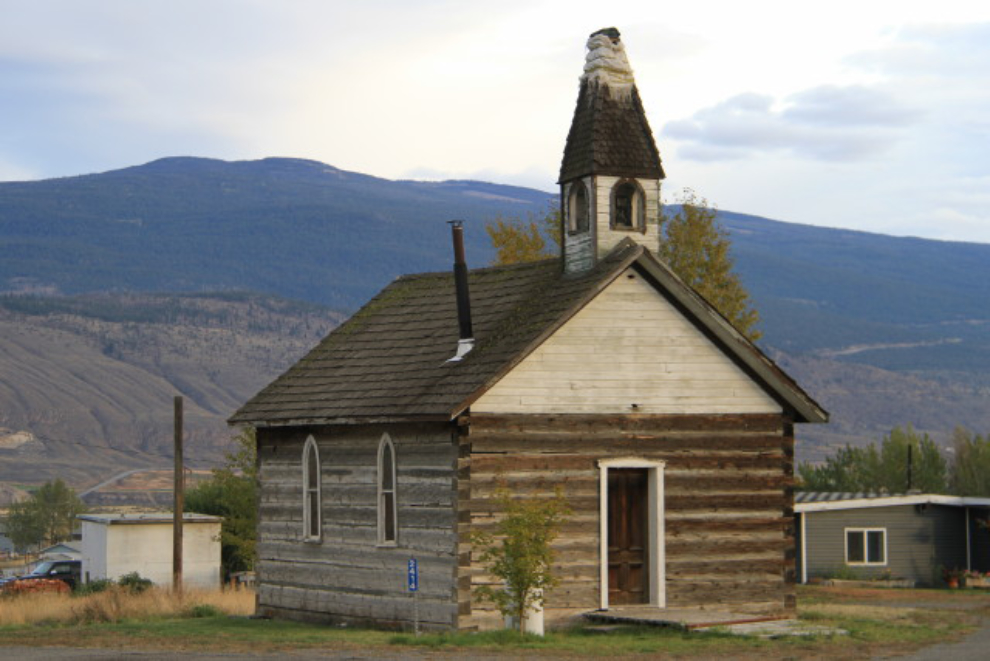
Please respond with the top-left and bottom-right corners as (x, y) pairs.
(447, 220), (474, 363)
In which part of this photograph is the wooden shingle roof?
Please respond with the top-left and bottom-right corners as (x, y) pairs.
(558, 80), (665, 183)
(230, 240), (827, 427)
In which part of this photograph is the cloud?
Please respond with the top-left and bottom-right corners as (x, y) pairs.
(664, 85), (919, 162)
(850, 22), (990, 80)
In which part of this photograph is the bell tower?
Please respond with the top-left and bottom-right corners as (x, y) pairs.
(559, 27), (665, 273)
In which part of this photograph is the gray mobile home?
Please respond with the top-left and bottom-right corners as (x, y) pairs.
(796, 493), (990, 585)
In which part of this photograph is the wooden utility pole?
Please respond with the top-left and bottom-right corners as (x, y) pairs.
(173, 395), (184, 593)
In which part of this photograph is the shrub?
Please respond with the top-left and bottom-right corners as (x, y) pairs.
(827, 565), (861, 581)
(473, 485), (570, 633)
(75, 579), (115, 595)
(118, 572), (153, 593)
(189, 603), (224, 618)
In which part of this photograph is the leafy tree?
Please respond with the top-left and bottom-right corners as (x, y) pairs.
(186, 427), (257, 576)
(797, 445), (864, 492)
(659, 189), (761, 341)
(485, 205), (562, 266)
(798, 425), (948, 493)
(949, 427), (990, 496)
(473, 486), (570, 634)
(484, 190), (761, 341)
(6, 479), (86, 552)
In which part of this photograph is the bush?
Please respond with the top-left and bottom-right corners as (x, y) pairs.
(75, 579), (115, 595)
(117, 572), (153, 593)
(189, 603), (224, 618)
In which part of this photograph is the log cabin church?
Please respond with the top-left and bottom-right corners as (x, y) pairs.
(230, 27), (828, 630)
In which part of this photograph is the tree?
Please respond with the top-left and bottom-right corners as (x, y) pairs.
(6, 479), (86, 552)
(186, 427), (257, 576)
(485, 205), (562, 266)
(659, 189), (761, 341)
(473, 486), (570, 634)
(949, 427), (990, 496)
(798, 425), (948, 493)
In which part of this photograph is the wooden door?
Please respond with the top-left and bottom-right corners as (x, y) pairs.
(608, 468), (649, 605)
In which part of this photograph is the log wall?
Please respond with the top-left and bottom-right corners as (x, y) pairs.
(460, 413), (795, 630)
(256, 423), (459, 630)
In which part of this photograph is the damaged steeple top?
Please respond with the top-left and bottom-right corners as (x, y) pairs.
(583, 27), (635, 94)
(559, 27), (665, 184)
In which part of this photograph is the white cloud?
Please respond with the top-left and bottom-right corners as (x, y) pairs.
(665, 85), (919, 162)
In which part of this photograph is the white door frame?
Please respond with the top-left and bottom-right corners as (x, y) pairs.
(598, 457), (666, 610)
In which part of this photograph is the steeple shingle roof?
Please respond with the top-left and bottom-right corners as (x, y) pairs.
(558, 30), (664, 183)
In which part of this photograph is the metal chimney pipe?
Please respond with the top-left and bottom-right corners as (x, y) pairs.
(447, 221), (474, 362)
(450, 221), (473, 340)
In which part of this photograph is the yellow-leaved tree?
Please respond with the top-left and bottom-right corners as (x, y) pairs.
(484, 190), (761, 341)
(659, 189), (761, 341)
(485, 205), (562, 266)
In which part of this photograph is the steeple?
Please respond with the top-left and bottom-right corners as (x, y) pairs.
(559, 28), (665, 273)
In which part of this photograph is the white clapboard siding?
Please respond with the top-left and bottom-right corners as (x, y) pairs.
(472, 267), (780, 415)
(594, 175), (661, 257)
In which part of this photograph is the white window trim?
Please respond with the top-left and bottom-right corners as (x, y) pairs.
(844, 527), (887, 566)
(303, 435), (321, 542)
(377, 434), (398, 547)
(598, 457), (666, 610)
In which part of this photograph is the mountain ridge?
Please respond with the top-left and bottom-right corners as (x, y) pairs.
(1, 156), (988, 480)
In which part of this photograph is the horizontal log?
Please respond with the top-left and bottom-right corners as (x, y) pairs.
(261, 558), (456, 600)
(259, 540), (454, 568)
(667, 474), (792, 490)
(666, 517), (790, 533)
(468, 413), (783, 434)
(666, 537), (789, 556)
(472, 434), (786, 454)
(666, 558), (786, 575)
(471, 451), (784, 479)
(259, 584), (456, 629)
(259, 522), (457, 554)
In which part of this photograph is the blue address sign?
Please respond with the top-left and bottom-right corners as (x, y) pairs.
(408, 558), (418, 592)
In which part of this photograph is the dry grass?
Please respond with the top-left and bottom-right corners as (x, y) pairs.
(0, 586), (254, 626)
(800, 602), (921, 623)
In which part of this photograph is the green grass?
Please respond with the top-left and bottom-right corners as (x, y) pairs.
(0, 587), (987, 659)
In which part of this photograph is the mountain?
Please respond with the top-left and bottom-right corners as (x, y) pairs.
(0, 292), (342, 485)
(0, 157), (543, 310)
(722, 212), (990, 375)
(1, 156), (989, 477)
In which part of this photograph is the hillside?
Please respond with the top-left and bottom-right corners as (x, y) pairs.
(1, 157), (989, 477)
(0, 292), (341, 486)
(0, 157), (544, 310)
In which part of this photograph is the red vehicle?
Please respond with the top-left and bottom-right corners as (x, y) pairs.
(0, 560), (81, 591)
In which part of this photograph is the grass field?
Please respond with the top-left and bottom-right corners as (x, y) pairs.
(1, 585), (988, 658)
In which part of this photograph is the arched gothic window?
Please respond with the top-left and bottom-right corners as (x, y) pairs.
(568, 181), (590, 233)
(611, 180), (645, 231)
(377, 434), (398, 545)
(303, 435), (321, 541)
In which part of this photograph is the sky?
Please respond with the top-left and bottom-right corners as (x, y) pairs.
(2, 1), (989, 243)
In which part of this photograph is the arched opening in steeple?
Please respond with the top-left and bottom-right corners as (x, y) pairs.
(611, 179), (645, 232)
(568, 181), (590, 233)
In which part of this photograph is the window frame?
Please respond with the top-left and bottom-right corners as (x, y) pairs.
(844, 527), (887, 566)
(610, 179), (646, 232)
(567, 180), (590, 234)
(302, 435), (322, 542)
(377, 434), (398, 546)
